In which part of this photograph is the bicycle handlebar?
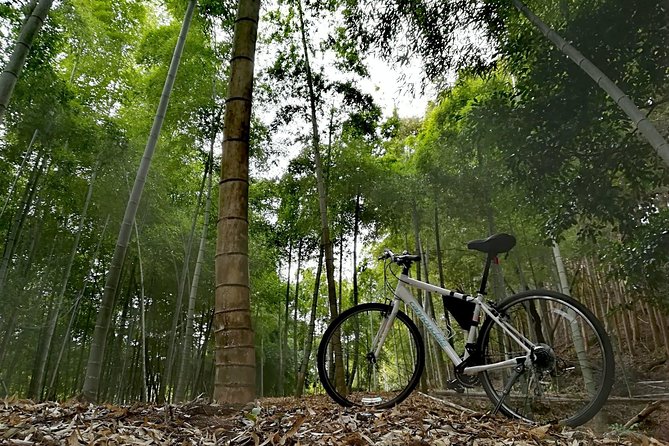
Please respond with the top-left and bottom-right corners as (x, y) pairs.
(379, 249), (421, 266)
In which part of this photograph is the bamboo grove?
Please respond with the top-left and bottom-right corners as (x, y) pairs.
(0, 0), (667, 412)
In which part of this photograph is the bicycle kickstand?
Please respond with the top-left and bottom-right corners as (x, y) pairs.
(492, 363), (525, 415)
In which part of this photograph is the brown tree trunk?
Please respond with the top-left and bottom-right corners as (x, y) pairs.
(214, 0), (260, 405)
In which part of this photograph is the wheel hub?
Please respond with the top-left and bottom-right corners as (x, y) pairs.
(531, 343), (556, 372)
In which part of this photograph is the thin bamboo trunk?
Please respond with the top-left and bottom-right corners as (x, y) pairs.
(552, 243), (596, 394)
(0, 0), (54, 125)
(33, 164), (98, 401)
(352, 193), (360, 307)
(338, 233), (343, 312)
(512, 0), (669, 168)
(259, 330), (264, 397)
(411, 202), (429, 392)
(0, 129), (38, 219)
(293, 240), (302, 380)
(433, 202), (453, 355)
(295, 246), (324, 397)
(175, 137), (215, 402)
(134, 222), (148, 402)
(295, 0), (344, 394)
(47, 216), (110, 400)
(194, 309), (213, 395)
(280, 241), (292, 396)
(82, 0), (196, 403)
(0, 151), (46, 300)
(162, 167), (207, 402)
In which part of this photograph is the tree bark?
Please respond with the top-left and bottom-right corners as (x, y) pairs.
(0, 0), (54, 126)
(214, 0), (260, 405)
(512, 0), (669, 168)
(81, 0), (196, 402)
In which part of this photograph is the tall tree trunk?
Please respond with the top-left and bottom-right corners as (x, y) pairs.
(0, 150), (46, 300)
(293, 239), (302, 380)
(0, 0), (54, 126)
(433, 203), (453, 356)
(295, 0), (344, 394)
(81, 0), (196, 402)
(411, 202), (430, 392)
(32, 163), (98, 401)
(295, 245), (323, 397)
(133, 221), (148, 403)
(280, 241), (292, 396)
(297, 0), (346, 392)
(552, 242), (595, 394)
(338, 233), (343, 311)
(421, 244), (446, 389)
(512, 0), (669, 168)
(162, 161), (207, 402)
(47, 216), (110, 400)
(352, 193), (360, 307)
(194, 309), (213, 395)
(175, 136), (215, 402)
(214, 0), (260, 405)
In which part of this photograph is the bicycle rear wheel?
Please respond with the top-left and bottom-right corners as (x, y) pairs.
(317, 303), (424, 408)
(478, 290), (614, 427)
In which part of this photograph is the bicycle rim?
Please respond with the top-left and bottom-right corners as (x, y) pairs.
(479, 291), (614, 427)
(317, 303), (424, 409)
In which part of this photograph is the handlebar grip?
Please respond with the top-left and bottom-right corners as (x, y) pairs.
(401, 255), (421, 262)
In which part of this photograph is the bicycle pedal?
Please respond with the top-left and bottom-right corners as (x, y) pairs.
(446, 379), (465, 394)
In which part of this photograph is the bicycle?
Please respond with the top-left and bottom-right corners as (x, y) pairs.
(316, 233), (614, 427)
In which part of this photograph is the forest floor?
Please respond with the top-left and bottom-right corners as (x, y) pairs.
(1, 392), (668, 446)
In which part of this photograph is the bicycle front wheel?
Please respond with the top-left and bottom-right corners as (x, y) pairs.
(478, 290), (614, 427)
(317, 303), (424, 409)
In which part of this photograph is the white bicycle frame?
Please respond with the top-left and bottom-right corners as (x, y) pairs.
(372, 271), (535, 375)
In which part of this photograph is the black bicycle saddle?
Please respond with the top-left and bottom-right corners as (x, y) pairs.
(467, 233), (516, 255)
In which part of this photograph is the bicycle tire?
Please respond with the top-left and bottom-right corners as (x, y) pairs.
(477, 290), (614, 427)
(317, 302), (425, 409)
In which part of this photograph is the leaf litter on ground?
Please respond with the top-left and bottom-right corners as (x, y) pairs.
(0, 393), (666, 445)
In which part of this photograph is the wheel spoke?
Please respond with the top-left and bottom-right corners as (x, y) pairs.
(479, 291), (614, 427)
(317, 303), (424, 409)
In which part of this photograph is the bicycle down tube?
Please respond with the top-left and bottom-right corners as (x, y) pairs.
(373, 272), (535, 375)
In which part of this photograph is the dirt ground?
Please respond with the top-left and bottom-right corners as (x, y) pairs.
(1, 393), (667, 445)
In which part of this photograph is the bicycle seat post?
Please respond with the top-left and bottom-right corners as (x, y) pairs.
(478, 253), (495, 296)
